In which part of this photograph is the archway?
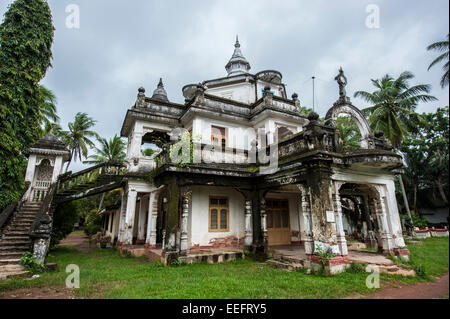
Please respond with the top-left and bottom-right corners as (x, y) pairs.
(338, 183), (390, 252)
(325, 103), (372, 149)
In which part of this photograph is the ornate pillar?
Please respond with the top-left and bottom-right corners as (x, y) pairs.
(180, 189), (190, 256)
(244, 200), (253, 247)
(372, 185), (395, 254)
(117, 189), (127, 244)
(163, 177), (180, 263)
(332, 181), (348, 256)
(260, 199), (268, 246)
(145, 191), (159, 248)
(297, 184), (314, 255)
(122, 189), (137, 246)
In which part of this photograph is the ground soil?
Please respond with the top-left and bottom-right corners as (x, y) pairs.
(59, 232), (95, 253)
(350, 272), (449, 299)
(0, 286), (75, 299)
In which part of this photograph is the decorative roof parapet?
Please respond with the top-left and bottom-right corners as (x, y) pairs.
(136, 87), (146, 107)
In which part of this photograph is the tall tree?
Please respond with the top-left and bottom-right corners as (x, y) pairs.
(355, 71), (436, 149)
(38, 85), (59, 128)
(427, 34), (449, 88)
(83, 135), (126, 211)
(63, 112), (99, 172)
(0, 0), (54, 210)
(354, 71), (436, 227)
(83, 135), (126, 165)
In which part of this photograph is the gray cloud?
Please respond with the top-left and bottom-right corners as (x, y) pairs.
(1, 0), (448, 172)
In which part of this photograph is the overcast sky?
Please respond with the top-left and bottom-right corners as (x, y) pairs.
(1, 0), (449, 172)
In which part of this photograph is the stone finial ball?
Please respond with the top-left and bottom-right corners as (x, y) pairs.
(264, 85), (271, 92)
(307, 112), (319, 121)
(292, 93), (298, 100)
(375, 130), (384, 138)
(138, 87), (145, 93)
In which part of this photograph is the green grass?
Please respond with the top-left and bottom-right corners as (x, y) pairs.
(0, 237), (448, 299)
(70, 230), (85, 235)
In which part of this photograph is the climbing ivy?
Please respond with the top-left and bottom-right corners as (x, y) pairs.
(0, 0), (54, 211)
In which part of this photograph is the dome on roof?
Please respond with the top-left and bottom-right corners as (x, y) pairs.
(151, 78), (169, 102)
(225, 36), (251, 76)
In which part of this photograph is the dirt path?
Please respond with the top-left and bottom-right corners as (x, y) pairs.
(354, 272), (449, 299)
(59, 232), (95, 253)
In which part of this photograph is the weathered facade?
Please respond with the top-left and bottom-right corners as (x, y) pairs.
(113, 39), (410, 273)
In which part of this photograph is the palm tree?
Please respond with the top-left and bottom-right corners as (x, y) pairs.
(83, 135), (126, 210)
(83, 135), (126, 165)
(42, 121), (64, 138)
(63, 112), (99, 172)
(354, 71), (435, 149)
(427, 34), (449, 88)
(38, 85), (60, 127)
(354, 71), (437, 229)
(337, 116), (361, 152)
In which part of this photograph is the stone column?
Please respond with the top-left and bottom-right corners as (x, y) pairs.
(117, 189), (127, 244)
(145, 191), (159, 248)
(332, 181), (348, 256)
(373, 186), (395, 254)
(244, 200), (253, 247)
(163, 178), (180, 263)
(136, 195), (148, 244)
(297, 184), (314, 255)
(260, 199), (268, 246)
(180, 190), (190, 256)
(122, 189), (137, 246)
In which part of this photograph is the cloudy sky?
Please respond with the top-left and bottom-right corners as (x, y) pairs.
(1, 0), (449, 172)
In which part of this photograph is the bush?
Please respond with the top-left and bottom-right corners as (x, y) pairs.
(347, 262), (366, 273)
(51, 201), (82, 248)
(84, 209), (102, 236)
(19, 252), (45, 274)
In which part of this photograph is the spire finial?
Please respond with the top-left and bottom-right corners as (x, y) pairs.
(235, 35), (240, 47)
(151, 77), (169, 102)
(225, 36), (250, 76)
(158, 77), (164, 88)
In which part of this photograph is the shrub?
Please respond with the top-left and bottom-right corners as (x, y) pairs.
(84, 209), (102, 236)
(51, 201), (82, 248)
(19, 252), (45, 274)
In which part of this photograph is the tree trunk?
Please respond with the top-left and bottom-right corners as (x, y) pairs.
(435, 179), (449, 204)
(398, 174), (414, 231)
(413, 180), (418, 215)
(65, 150), (74, 173)
(98, 192), (106, 212)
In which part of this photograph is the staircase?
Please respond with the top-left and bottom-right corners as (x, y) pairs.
(0, 202), (41, 279)
(266, 254), (304, 271)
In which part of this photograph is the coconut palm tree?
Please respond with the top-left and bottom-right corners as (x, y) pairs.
(63, 112), (99, 172)
(427, 34), (449, 88)
(38, 85), (60, 127)
(354, 71), (436, 229)
(354, 71), (436, 149)
(83, 135), (126, 165)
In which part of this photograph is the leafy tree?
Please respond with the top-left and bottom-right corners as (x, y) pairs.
(336, 116), (361, 152)
(402, 107), (449, 211)
(83, 135), (126, 165)
(37, 85), (59, 128)
(63, 112), (99, 172)
(354, 71), (436, 227)
(427, 34), (449, 88)
(142, 148), (155, 157)
(0, 0), (54, 210)
(50, 200), (83, 248)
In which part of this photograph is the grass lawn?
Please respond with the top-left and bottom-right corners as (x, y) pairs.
(0, 237), (448, 299)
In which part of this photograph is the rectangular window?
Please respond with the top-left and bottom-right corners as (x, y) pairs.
(211, 125), (227, 148)
(209, 197), (229, 232)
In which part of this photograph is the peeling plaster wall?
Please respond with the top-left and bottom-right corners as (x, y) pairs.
(190, 186), (245, 247)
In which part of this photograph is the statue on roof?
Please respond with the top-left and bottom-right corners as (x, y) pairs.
(334, 67), (350, 104)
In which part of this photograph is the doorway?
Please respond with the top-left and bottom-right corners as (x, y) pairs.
(266, 199), (290, 245)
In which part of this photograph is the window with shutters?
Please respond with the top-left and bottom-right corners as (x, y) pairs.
(209, 197), (229, 232)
